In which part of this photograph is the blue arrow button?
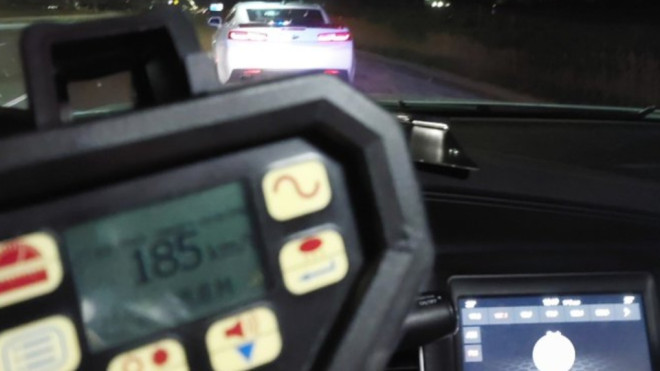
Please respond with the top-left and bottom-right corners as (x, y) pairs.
(238, 342), (255, 361)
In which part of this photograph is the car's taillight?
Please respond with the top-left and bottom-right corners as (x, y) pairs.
(324, 70), (341, 75)
(317, 32), (352, 42)
(229, 30), (268, 41)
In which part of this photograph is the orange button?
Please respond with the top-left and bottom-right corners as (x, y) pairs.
(206, 307), (282, 371)
(0, 232), (64, 309)
(0, 315), (81, 371)
(108, 338), (189, 371)
(279, 230), (349, 295)
(262, 160), (332, 221)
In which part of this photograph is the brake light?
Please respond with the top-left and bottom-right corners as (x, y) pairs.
(243, 69), (262, 76)
(324, 70), (341, 75)
(317, 32), (352, 42)
(229, 30), (268, 41)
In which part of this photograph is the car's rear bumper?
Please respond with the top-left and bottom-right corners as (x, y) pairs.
(227, 69), (351, 83)
(219, 41), (354, 83)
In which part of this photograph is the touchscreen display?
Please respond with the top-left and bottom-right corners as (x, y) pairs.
(65, 182), (266, 351)
(458, 294), (652, 371)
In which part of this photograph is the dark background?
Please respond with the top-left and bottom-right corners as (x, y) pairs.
(5, 0), (660, 16)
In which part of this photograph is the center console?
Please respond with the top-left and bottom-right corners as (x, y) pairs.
(417, 273), (660, 371)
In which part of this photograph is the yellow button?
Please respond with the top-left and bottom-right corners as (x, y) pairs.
(262, 160), (332, 221)
(279, 230), (349, 295)
(0, 232), (64, 309)
(0, 315), (81, 371)
(108, 339), (189, 371)
(206, 307), (282, 371)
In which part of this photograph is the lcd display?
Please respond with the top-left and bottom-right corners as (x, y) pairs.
(458, 293), (652, 371)
(65, 182), (265, 351)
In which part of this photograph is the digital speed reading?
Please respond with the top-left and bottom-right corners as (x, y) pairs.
(131, 228), (202, 284)
(64, 183), (265, 351)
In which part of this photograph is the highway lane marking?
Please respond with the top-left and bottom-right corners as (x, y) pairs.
(0, 13), (124, 31)
(0, 23), (28, 30)
(2, 94), (27, 108)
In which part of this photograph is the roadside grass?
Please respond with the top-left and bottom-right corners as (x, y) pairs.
(336, 7), (660, 106)
(194, 18), (215, 52)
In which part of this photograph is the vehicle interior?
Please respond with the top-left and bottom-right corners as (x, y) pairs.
(1, 2), (659, 371)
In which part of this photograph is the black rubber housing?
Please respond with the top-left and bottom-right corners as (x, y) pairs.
(0, 74), (434, 371)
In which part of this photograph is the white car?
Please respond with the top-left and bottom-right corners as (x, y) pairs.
(209, 2), (355, 84)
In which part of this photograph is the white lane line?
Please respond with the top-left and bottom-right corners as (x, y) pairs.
(2, 94), (27, 107)
(0, 23), (28, 30)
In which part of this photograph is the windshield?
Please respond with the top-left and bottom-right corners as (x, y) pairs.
(0, 0), (659, 110)
(246, 8), (327, 26)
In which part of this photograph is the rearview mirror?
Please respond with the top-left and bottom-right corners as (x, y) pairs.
(207, 16), (222, 28)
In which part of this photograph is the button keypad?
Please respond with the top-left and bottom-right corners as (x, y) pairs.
(0, 232), (64, 309)
(262, 160), (332, 221)
(0, 315), (81, 371)
(206, 307), (282, 371)
(279, 229), (349, 295)
(108, 338), (189, 371)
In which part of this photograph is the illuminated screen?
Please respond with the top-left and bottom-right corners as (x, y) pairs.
(458, 293), (652, 371)
(65, 183), (265, 351)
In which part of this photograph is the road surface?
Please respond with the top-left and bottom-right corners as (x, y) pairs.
(0, 16), (488, 109)
(353, 51), (484, 100)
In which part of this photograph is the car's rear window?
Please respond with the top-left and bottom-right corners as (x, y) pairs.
(246, 8), (327, 27)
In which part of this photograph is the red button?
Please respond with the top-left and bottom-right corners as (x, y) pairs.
(300, 238), (322, 253)
(153, 348), (168, 365)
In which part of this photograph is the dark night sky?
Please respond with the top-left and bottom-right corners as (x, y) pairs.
(3, 0), (659, 14)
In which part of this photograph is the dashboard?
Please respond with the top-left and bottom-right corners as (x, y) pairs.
(389, 113), (660, 371)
